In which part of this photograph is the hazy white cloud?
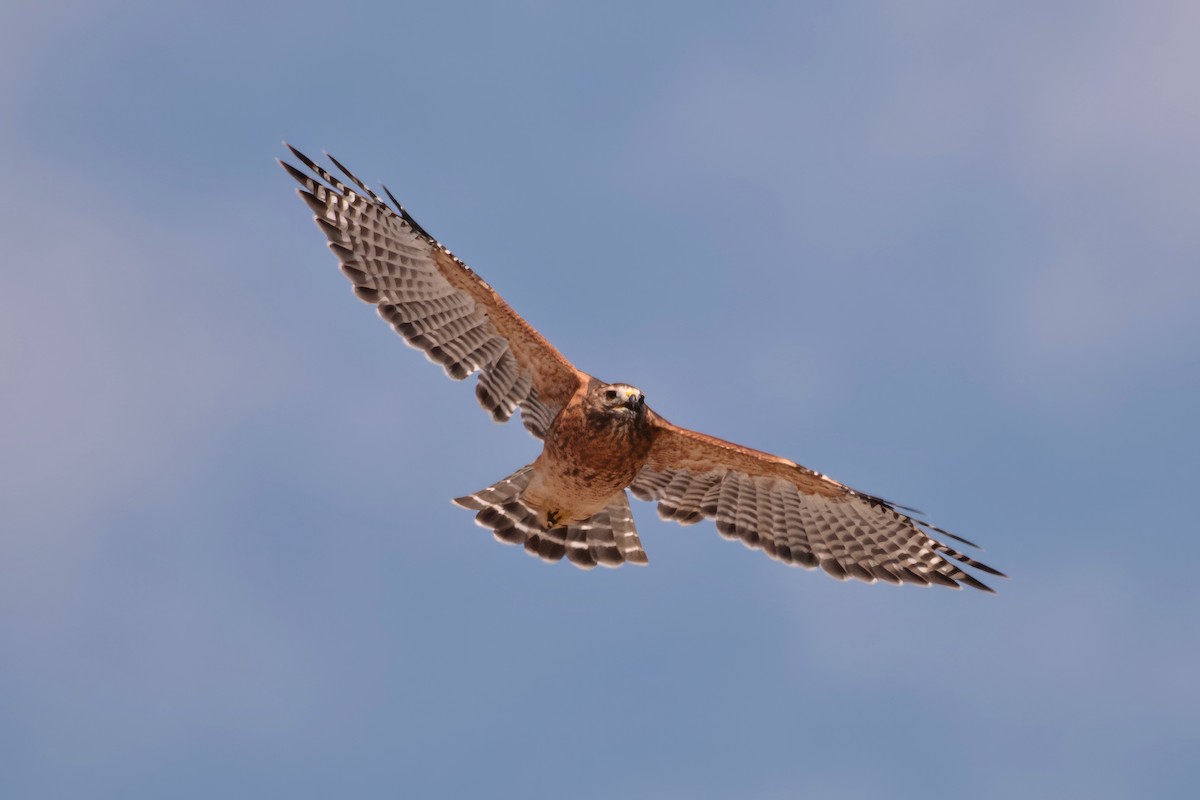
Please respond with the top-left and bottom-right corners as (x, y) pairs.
(1, 161), (290, 539)
(767, 557), (1199, 799)
(877, 1), (1200, 400)
(619, 0), (1200, 417)
(0, 0), (111, 101)
(0, 146), (414, 793)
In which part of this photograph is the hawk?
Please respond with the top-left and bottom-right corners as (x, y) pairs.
(280, 146), (1005, 592)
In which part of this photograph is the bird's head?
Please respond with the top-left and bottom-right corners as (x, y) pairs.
(587, 381), (647, 422)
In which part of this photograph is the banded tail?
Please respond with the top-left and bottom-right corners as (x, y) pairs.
(453, 466), (648, 569)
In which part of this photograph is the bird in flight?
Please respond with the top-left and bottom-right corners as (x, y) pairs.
(280, 145), (1005, 591)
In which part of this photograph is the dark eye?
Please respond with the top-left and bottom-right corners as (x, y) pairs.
(603, 388), (618, 401)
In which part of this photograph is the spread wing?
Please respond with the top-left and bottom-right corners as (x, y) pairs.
(280, 145), (585, 438)
(633, 413), (1006, 591)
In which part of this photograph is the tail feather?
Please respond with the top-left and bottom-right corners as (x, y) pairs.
(453, 467), (648, 569)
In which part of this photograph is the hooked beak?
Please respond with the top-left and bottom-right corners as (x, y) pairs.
(622, 389), (646, 413)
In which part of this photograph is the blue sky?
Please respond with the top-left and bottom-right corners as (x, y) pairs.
(2, 1), (1198, 797)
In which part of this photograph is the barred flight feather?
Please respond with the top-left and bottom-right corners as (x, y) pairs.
(631, 462), (1003, 591)
(281, 145), (581, 439)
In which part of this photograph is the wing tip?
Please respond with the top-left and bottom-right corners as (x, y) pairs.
(962, 576), (997, 593)
(284, 142), (316, 169)
(974, 563), (1009, 579)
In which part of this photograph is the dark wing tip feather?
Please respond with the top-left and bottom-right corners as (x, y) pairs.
(381, 183), (435, 241)
(972, 562), (1008, 579)
(957, 573), (996, 593)
(921, 522), (983, 550)
(280, 160), (321, 196)
(924, 570), (962, 589)
(854, 488), (923, 516)
(325, 151), (380, 201)
(285, 143), (321, 173)
(859, 490), (989, 553)
(853, 487), (986, 553)
(886, 500), (925, 515)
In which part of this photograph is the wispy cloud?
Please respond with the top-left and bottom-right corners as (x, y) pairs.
(619, 0), (1200, 417)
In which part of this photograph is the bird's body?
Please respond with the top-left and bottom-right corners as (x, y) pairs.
(281, 146), (1006, 590)
(524, 381), (655, 529)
